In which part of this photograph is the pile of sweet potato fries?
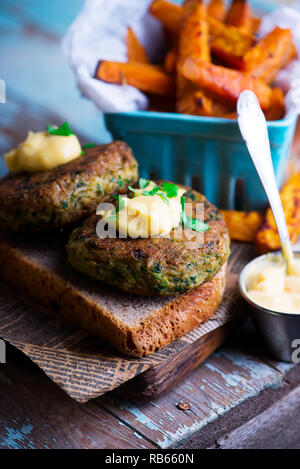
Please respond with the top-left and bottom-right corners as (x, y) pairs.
(95, 0), (297, 120)
(221, 171), (300, 253)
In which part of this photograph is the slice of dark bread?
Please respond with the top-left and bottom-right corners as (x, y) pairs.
(0, 231), (226, 357)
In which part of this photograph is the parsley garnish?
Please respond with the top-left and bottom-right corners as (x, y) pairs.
(142, 186), (160, 197)
(180, 196), (209, 233)
(81, 143), (95, 155)
(111, 194), (125, 214)
(46, 122), (74, 136)
(128, 180), (176, 207)
(158, 192), (170, 205)
(161, 182), (178, 198)
(139, 178), (150, 189)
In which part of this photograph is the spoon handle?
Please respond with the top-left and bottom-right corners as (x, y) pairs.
(237, 91), (294, 267)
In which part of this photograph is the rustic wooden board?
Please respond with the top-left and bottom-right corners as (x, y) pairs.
(0, 239), (249, 403)
(116, 321), (236, 401)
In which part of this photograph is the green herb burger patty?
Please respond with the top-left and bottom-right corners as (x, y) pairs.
(66, 186), (230, 296)
(0, 141), (138, 231)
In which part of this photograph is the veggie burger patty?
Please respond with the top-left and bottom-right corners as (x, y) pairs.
(66, 186), (230, 296)
(0, 141), (138, 231)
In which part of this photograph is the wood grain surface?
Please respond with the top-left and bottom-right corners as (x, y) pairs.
(117, 322), (236, 401)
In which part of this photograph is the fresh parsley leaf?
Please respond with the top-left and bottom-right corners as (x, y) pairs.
(181, 196), (209, 233)
(186, 217), (209, 232)
(128, 186), (139, 194)
(161, 182), (178, 198)
(82, 143), (95, 149)
(129, 182), (173, 206)
(142, 186), (161, 197)
(111, 194), (125, 214)
(46, 122), (74, 136)
(97, 183), (102, 194)
(139, 178), (150, 189)
(118, 196), (125, 213)
(157, 192), (169, 206)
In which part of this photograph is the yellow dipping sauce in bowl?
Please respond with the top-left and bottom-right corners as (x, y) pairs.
(245, 253), (300, 314)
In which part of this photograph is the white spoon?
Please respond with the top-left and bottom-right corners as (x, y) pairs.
(237, 90), (294, 274)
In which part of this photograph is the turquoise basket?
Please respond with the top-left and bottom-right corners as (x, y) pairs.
(105, 112), (297, 210)
(104, 0), (297, 211)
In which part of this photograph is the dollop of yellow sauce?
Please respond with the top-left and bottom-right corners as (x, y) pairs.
(247, 254), (300, 314)
(4, 131), (81, 173)
(101, 182), (186, 238)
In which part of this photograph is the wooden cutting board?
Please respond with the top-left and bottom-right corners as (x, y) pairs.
(0, 234), (251, 403)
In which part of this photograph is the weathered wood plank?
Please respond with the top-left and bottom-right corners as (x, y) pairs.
(214, 385), (300, 449)
(0, 347), (154, 449)
(98, 336), (284, 448)
(117, 322), (235, 401)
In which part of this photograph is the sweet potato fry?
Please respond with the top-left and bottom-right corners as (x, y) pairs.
(226, 0), (252, 33)
(251, 16), (261, 34)
(209, 100), (235, 118)
(208, 16), (256, 69)
(126, 27), (149, 63)
(177, 1), (212, 116)
(150, 1), (256, 69)
(164, 47), (177, 74)
(224, 110), (237, 120)
(180, 57), (272, 109)
(256, 173), (300, 253)
(207, 0), (226, 22)
(264, 87), (285, 121)
(95, 61), (175, 96)
(221, 210), (263, 242)
(149, 0), (183, 34)
(243, 27), (297, 84)
(188, 89), (213, 116)
(179, 1), (210, 61)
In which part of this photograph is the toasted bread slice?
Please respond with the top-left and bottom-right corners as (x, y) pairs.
(0, 231), (226, 357)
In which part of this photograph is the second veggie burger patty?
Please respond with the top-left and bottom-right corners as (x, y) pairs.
(66, 187), (230, 296)
(0, 141), (138, 231)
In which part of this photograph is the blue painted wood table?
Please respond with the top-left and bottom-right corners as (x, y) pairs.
(1, 0), (300, 449)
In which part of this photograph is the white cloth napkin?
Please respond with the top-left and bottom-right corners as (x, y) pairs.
(62, 0), (300, 116)
(62, 0), (165, 112)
